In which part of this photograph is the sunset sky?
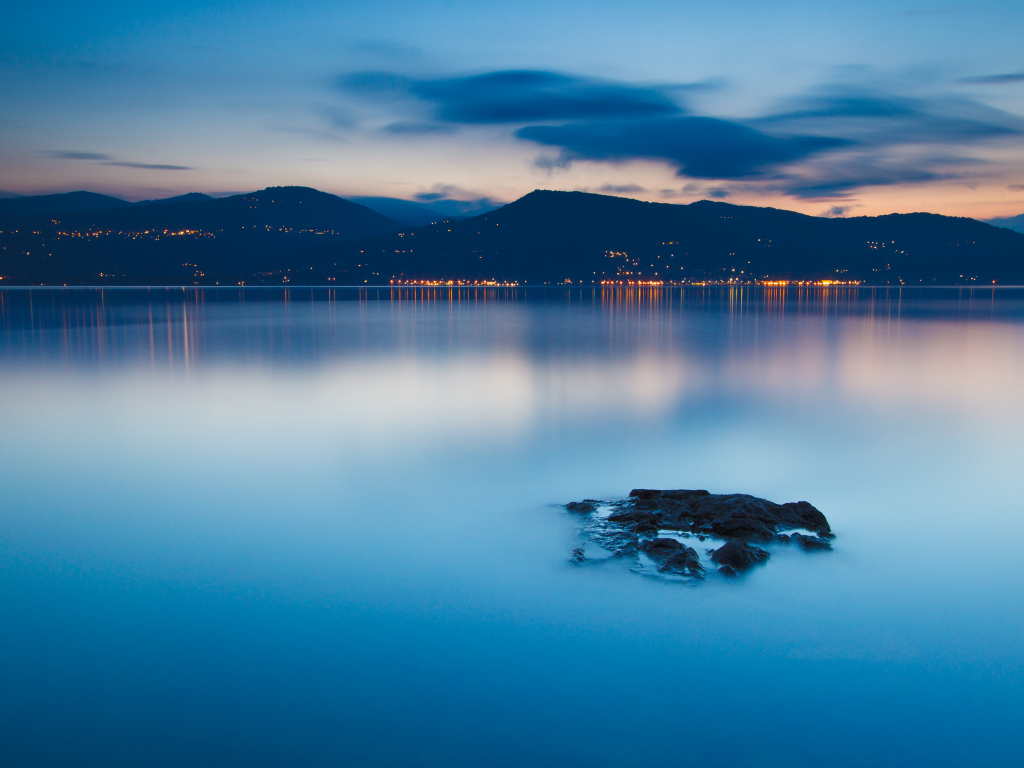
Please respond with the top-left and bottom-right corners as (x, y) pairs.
(2, 0), (1023, 217)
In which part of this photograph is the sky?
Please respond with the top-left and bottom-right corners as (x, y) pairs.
(1, 0), (1023, 217)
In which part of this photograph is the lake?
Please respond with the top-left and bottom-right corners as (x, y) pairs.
(1, 286), (1022, 767)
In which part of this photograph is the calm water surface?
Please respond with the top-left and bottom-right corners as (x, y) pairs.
(1, 286), (1023, 767)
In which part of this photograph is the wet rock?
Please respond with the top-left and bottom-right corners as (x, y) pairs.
(780, 501), (832, 536)
(607, 509), (659, 525)
(658, 551), (704, 577)
(565, 501), (597, 513)
(623, 489), (832, 541)
(718, 565), (738, 577)
(561, 488), (833, 583)
(792, 533), (833, 551)
(641, 537), (685, 554)
(640, 538), (703, 577)
(569, 546), (587, 564)
(710, 542), (770, 570)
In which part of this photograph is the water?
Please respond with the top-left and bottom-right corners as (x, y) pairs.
(1, 286), (1022, 767)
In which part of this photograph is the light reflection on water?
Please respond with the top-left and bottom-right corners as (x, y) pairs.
(1, 286), (1023, 767)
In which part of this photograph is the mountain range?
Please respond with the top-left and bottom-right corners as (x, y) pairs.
(984, 214), (1024, 234)
(1, 186), (1022, 286)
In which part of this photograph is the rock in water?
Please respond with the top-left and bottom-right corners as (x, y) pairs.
(565, 501), (597, 513)
(791, 533), (833, 551)
(640, 538), (704, 576)
(624, 489), (831, 541)
(709, 541), (770, 570)
(562, 487), (833, 582)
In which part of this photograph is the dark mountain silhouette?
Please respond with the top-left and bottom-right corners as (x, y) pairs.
(350, 196), (502, 226)
(134, 192), (215, 207)
(0, 191), (131, 216)
(321, 191), (1024, 286)
(984, 213), (1024, 234)
(0, 186), (400, 285)
(2, 188), (1021, 285)
(349, 197), (450, 226)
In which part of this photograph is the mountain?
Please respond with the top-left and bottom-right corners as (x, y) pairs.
(134, 192), (215, 207)
(3, 188), (1022, 286)
(0, 191), (131, 216)
(350, 196), (502, 226)
(0, 186), (400, 285)
(984, 214), (1024, 234)
(317, 191), (1024, 286)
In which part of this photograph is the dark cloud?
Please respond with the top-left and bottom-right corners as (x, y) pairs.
(749, 84), (1024, 197)
(103, 162), (193, 170)
(341, 69), (683, 123)
(413, 184), (463, 202)
(598, 184), (645, 193)
(412, 71), (680, 123)
(1010, 184), (1024, 190)
(708, 188), (730, 198)
(45, 151), (112, 160)
(822, 206), (850, 217)
(758, 88), (1022, 144)
(336, 67), (1024, 198)
(518, 117), (846, 178)
(780, 169), (946, 200)
(409, 185), (503, 215)
(962, 73), (1024, 85)
(43, 150), (191, 170)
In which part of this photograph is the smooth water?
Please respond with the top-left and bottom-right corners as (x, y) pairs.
(1, 286), (1022, 767)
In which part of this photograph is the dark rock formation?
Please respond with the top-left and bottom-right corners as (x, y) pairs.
(710, 542), (770, 570)
(565, 501), (598, 513)
(639, 538), (704, 577)
(791, 533), (833, 551)
(562, 488), (833, 582)
(627, 489), (831, 541)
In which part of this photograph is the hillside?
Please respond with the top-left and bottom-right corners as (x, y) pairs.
(320, 190), (1024, 286)
(985, 214), (1024, 234)
(350, 196), (501, 226)
(0, 186), (400, 285)
(2, 188), (1021, 285)
(0, 191), (132, 216)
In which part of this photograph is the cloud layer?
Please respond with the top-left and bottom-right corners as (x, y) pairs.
(518, 117), (845, 179)
(44, 151), (192, 171)
(338, 68), (1024, 200)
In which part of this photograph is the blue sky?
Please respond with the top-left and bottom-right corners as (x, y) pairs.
(2, 0), (1023, 216)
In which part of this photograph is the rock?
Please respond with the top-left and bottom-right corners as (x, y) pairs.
(640, 538), (703, 577)
(569, 546), (586, 564)
(658, 550), (704, 577)
(562, 488), (833, 583)
(792, 533), (833, 551)
(709, 542), (770, 570)
(640, 537), (684, 553)
(621, 489), (832, 541)
(780, 501), (832, 535)
(607, 509), (660, 525)
(565, 501), (597, 513)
